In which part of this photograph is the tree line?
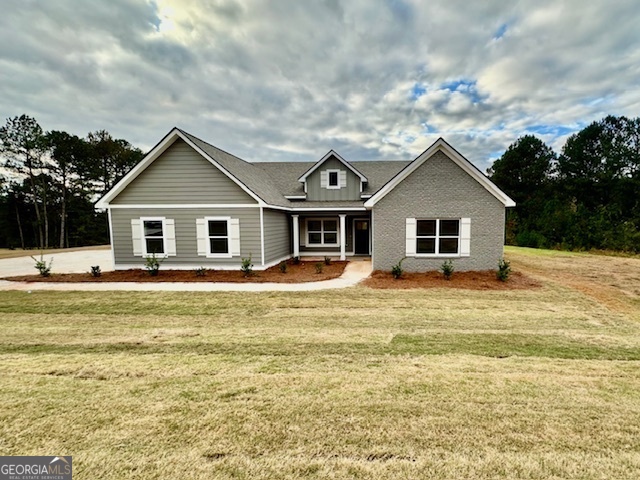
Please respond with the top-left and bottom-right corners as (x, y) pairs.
(2, 113), (638, 253)
(0, 115), (143, 249)
(488, 115), (640, 252)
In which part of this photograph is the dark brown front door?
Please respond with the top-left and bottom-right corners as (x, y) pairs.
(354, 219), (369, 254)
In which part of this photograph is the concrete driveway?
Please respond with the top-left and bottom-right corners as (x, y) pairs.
(0, 249), (372, 291)
(0, 249), (114, 277)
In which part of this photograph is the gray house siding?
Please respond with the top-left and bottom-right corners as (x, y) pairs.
(111, 207), (261, 268)
(263, 209), (291, 264)
(372, 151), (505, 272)
(306, 157), (362, 201)
(111, 139), (256, 205)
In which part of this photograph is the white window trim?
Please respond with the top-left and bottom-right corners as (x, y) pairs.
(140, 217), (170, 258)
(203, 216), (233, 258)
(306, 218), (340, 247)
(415, 218), (461, 257)
(326, 169), (341, 189)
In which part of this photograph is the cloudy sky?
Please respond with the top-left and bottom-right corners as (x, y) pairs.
(2, 0), (639, 170)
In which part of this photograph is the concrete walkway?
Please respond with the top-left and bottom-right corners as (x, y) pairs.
(0, 250), (372, 292)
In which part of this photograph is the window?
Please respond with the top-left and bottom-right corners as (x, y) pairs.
(324, 169), (342, 189)
(307, 219), (338, 245)
(416, 219), (460, 255)
(143, 219), (165, 255)
(208, 220), (229, 255)
(328, 171), (339, 187)
(132, 217), (175, 258)
(196, 217), (240, 258)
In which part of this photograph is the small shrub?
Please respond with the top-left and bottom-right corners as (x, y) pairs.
(292, 256), (301, 265)
(315, 262), (324, 274)
(194, 266), (207, 277)
(241, 256), (254, 277)
(391, 257), (405, 279)
(90, 265), (101, 278)
(31, 255), (53, 277)
(279, 261), (287, 273)
(496, 258), (511, 282)
(440, 259), (454, 280)
(145, 253), (162, 276)
(324, 256), (332, 266)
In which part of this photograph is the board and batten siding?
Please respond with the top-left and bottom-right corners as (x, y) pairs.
(306, 157), (362, 201)
(111, 139), (256, 205)
(111, 208), (261, 267)
(372, 151), (506, 272)
(263, 209), (291, 264)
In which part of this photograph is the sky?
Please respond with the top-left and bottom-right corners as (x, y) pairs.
(1, 0), (639, 171)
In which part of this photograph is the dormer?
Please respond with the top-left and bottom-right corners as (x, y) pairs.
(297, 150), (368, 201)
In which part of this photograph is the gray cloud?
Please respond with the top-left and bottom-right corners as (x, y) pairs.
(1, 0), (639, 167)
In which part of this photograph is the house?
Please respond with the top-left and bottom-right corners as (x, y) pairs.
(96, 128), (515, 272)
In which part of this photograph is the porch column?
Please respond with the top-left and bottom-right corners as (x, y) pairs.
(292, 215), (300, 258)
(339, 214), (346, 261)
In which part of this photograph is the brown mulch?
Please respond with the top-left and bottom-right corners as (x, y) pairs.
(3, 260), (348, 284)
(361, 270), (541, 290)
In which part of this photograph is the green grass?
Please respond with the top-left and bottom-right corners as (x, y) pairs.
(1, 251), (640, 479)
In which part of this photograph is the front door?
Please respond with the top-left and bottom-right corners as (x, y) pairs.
(354, 219), (370, 255)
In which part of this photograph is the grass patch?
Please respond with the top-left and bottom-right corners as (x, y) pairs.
(391, 333), (640, 360)
(1, 249), (640, 479)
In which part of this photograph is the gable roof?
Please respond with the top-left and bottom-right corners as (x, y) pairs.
(364, 138), (516, 208)
(297, 150), (368, 183)
(95, 128), (291, 209)
(96, 128), (514, 211)
(257, 160), (409, 197)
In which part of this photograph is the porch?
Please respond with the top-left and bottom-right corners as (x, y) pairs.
(291, 213), (371, 261)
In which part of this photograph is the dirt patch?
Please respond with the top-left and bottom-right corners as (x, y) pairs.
(3, 260), (348, 284)
(361, 270), (541, 290)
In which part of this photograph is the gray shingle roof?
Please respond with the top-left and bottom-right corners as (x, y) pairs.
(179, 129), (410, 209)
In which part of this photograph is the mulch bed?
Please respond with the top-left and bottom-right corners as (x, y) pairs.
(361, 270), (541, 290)
(3, 260), (348, 284)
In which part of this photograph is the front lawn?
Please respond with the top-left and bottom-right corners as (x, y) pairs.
(1, 248), (639, 479)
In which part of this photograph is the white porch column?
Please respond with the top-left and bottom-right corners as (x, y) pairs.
(339, 214), (346, 261)
(292, 215), (300, 258)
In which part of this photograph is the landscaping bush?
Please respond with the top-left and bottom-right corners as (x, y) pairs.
(292, 256), (301, 265)
(315, 262), (324, 274)
(145, 254), (162, 276)
(440, 259), (454, 280)
(90, 265), (101, 278)
(279, 261), (287, 273)
(496, 258), (511, 282)
(241, 256), (253, 277)
(391, 258), (405, 279)
(31, 255), (53, 277)
(324, 256), (332, 266)
(194, 266), (207, 277)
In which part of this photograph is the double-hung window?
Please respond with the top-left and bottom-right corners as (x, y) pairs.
(196, 217), (240, 258)
(207, 219), (229, 255)
(307, 219), (338, 245)
(132, 217), (176, 258)
(143, 219), (165, 255)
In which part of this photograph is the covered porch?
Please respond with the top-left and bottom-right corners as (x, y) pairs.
(291, 212), (371, 261)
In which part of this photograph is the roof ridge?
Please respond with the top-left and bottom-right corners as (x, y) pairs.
(177, 128), (254, 166)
